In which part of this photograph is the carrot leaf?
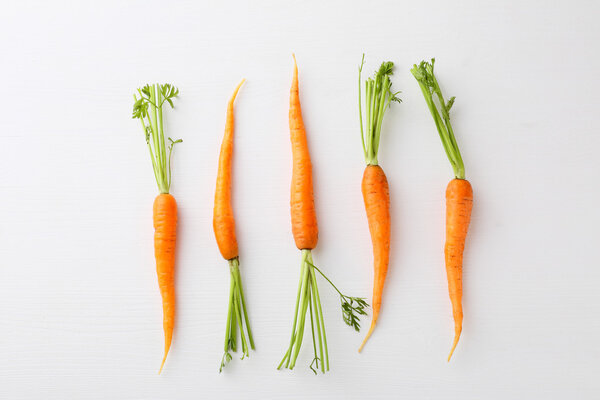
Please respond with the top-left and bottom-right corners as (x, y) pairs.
(307, 261), (370, 332)
(411, 59), (465, 179)
(359, 54), (401, 166)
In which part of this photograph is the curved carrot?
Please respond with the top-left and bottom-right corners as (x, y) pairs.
(154, 193), (177, 374)
(279, 56), (367, 374)
(289, 54), (318, 250)
(412, 59), (472, 361)
(358, 165), (390, 352)
(132, 83), (182, 373)
(213, 79), (245, 261)
(445, 178), (472, 360)
(213, 80), (254, 372)
(356, 55), (400, 352)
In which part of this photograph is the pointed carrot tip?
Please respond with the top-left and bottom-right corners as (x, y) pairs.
(358, 321), (376, 353)
(158, 349), (169, 374)
(447, 331), (461, 362)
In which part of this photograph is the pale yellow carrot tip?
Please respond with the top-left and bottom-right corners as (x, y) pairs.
(158, 353), (167, 375)
(229, 79), (246, 104)
(447, 331), (461, 362)
(292, 53), (298, 75)
(358, 321), (376, 353)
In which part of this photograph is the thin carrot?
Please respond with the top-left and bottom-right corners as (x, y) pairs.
(153, 193), (177, 373)
(132, 83), (182, 374)
(412, 58), (473, 361)
(356, 55), (401, 352)
(213, 80), (255, 372)
(279, 55), (368, 374)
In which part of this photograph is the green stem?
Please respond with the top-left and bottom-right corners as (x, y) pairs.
(411, 60), (465, 179)
(278, 252), (308, 370)
(279, 250), (329, 373)
(219, 258), (254, 372)
(308, 252), (328, 372)
(359, 58), (400, 166)
(358, 54), (366, 160)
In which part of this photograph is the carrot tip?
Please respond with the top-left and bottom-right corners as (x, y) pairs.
(158, 350), (169, 375)
(358, 321), (376, 353)
(447, 331), (461, 362)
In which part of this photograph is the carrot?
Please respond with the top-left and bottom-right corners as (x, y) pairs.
(153, 193), (177, 374)
(278, 55), (368, 374)
(213, 80), (255, 372)
(412, 58), (473, 361)
(445, 178), (472, 360)
(356, 55), (401, 352)
(132, 83), (182, 374)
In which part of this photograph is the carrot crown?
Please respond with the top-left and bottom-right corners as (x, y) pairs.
(132, 84), (182, 194)
(358, 55), (401, 166)
(411, 59), (465, 179)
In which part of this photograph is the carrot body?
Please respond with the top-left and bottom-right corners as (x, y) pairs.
(153, 193), (177, 374)
(289, 55), (318, 250)
(445, 178), (473, 361)
(213, 80), (245, 260)
(358, 164), (390, 352)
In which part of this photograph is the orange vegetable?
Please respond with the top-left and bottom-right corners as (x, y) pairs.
(132, 83), (182, 373)
(279, 55), (367, 374)
(412, 59), (472, 361)
(153, 193), (177, 374)
(356, 56), (400, 352)
(213, 80), (254, 372)
(445, 178), (473, 360)
(358, 165), (390, 352)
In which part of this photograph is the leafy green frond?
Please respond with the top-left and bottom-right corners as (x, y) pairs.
(306, 261), (370, 332)
(131, 83), (180, 193)
(358, 55), (401, 165)
(411, 59), (465, 179)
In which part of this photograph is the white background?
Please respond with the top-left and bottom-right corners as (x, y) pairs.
(1, 0), (599, 398)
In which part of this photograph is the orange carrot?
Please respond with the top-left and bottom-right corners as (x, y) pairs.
(132, 83), (182, 373)
(358, 165), (391, 352)
(213, 80), (254, 372)
(279, 55), (368, 374)
(412, 59), (472, 361)
(356, 56), (400, 352)
(213, 80), (244, 261)
(153, 193), (177, 374)
(445, 178), (472, 360)
(289, 55), (319, 251)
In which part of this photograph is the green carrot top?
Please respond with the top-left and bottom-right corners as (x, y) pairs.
(358, 54), (401, 166)
(132, 83), (182, 194)
(411, 59), (465, 179)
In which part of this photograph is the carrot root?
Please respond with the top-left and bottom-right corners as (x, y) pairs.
(153, 193), (177, 374)
(359, 165), (391, 352)
(445, 178), (472, 361)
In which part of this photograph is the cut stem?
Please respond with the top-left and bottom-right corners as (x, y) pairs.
(219, 258), (254, 372)
(278, 250), (328, 373)
(410, 59), (465, 179)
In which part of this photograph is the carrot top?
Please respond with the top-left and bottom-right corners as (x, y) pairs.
(358, 55), (401, 166)
(411, 60), (465, 179)
(132, 84), (182, 194)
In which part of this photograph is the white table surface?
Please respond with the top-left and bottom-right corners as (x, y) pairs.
(1, 0), (599, 398)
